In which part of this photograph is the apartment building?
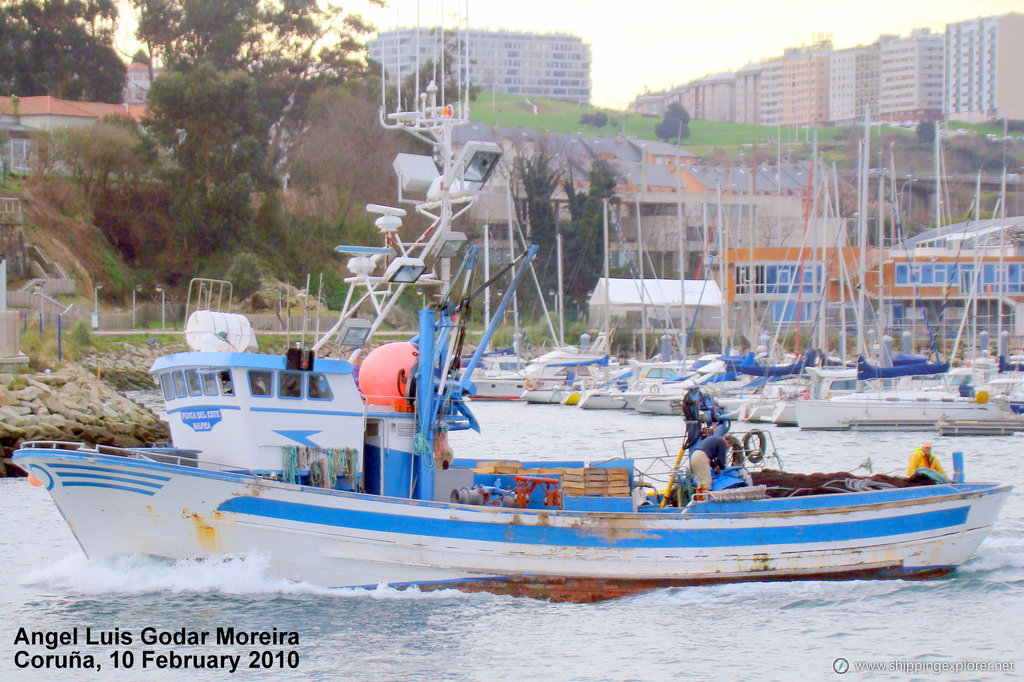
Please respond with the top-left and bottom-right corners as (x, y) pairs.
(734, 62), (762, 125)
(760, 39), (832, 127)
(945, 13), (1024, 121)
(368, 27), (591, 104)
(878, 29), (944, 122)
(676, 72), (736, 123)
(829, 43), (878, 125)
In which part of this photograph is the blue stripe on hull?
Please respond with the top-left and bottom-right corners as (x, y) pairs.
(54, 472), (165, 489)
(217, 496), (970, 549)
(61, 482), (157, 496)
(48, 463), (171, 481)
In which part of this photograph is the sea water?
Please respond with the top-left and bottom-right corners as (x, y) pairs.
(2, 401), (1021, 681)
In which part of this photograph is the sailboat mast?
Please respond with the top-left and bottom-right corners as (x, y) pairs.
(677, 151), (686, 363)
(717, 182), (727, 354)
(603, 198), (611, 333)
(748, 163), (756, 352)
(556, 230), (564, 345)
(858, 110), (870, 357)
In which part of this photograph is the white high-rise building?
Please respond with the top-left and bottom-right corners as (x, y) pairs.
(368, 27), (591, 104)
(945, 13), (1024, 121)
(878, 29), (944, 122)
(829, 43), (879, 125)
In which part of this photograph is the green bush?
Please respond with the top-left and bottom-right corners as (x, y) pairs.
(225, 252), (263, 299)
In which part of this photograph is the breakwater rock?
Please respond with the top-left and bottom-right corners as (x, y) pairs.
(77, 340), (188, 390)
(0, 365), (170, 476)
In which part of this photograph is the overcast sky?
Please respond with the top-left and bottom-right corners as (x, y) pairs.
(363, 0), (1023, 109)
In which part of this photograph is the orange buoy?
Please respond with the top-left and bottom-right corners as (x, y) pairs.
(27, 474), (43, 487)
(358, 342), (419, 406)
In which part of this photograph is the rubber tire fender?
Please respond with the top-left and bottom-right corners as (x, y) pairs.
(743, 429), (767, 464)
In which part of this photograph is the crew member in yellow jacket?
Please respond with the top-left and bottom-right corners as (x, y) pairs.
(906, 444), (948, 478)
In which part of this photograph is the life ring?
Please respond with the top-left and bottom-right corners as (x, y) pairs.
(524, 378), (541, 391)
(743, 429), (767, 464)
(649, 383), (661, 393)
(975, 390), (989, 404)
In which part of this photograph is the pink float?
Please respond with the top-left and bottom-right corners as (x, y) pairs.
(358, 342), (419, 406)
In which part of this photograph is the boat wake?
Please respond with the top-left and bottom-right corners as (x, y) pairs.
(960, 536), (1024, 576)
(21, 553), (483, 601)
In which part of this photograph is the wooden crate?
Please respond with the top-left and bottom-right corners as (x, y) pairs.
(584, 467), (631, 497)
(475, 460), (522, 474)
(560, 468), (586, 496)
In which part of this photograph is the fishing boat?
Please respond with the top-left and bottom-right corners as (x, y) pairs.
(15, 85), (1012, 604)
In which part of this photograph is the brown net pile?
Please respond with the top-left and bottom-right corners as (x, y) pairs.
(750, 470), (939, 498)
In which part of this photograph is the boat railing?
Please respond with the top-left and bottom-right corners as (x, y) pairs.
(616, 428), (780, 490)
(19, 440), (254, 475)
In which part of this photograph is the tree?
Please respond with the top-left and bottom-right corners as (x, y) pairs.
(0, 0), (126, 102)
(579, 111), (608, 129)
(144, 64), (268, 253)
(656, 103), (691, 142)
(917, 120), (936, 144)
(50, 114), (147, 201)
(562, 159), (620, 302)
(134, 0), (380, 176)
(225, 252), (263, 299)
(511, 147), (562, 300)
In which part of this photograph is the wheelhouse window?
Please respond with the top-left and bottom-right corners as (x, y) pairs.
(160, 373), (175, 401)
(279, 371), (303, 399)
(308, 373), (333, 400)
(219, 370), (235, 396)
(248, 370), (273, 397)
(201, 372), (219, 396)
(185, 369), (203, 396)
(172, 370), (188, 398)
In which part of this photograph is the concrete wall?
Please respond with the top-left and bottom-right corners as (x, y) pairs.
(0, 310), (18, 356)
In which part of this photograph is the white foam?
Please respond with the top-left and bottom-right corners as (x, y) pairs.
(21, 553), (489, 600)
(961, 536), (1024, 573)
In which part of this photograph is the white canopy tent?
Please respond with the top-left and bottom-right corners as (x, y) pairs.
(588, 278), (723, 332)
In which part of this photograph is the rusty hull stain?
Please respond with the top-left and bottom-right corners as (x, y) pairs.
(183, 509), (223, 552)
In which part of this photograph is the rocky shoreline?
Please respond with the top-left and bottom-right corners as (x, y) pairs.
(0, 341), (184, 477)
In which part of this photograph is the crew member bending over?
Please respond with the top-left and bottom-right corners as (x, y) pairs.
(690, 435), (729, 498)
(906, 443), (948, 478)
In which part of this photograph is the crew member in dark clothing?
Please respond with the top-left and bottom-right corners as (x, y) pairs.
(690, 435), (729, 497)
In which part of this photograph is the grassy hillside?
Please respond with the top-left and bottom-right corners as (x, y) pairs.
(467, 93), (1018, 153)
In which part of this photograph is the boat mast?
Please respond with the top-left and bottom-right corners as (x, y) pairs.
(603, 198), (611, 334)
(857, 109), (870, 358)
(717, 181), (727, 354)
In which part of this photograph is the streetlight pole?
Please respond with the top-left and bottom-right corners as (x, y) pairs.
(132, 285), (142, 329)
(36, 283), (43, 336)
(93, 282), (102, 330)
(156, 286), (165, 331)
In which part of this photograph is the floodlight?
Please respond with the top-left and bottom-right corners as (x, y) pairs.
(338, 318), (373, 346)
(385, 256), (427, 283)
(457, 141), (502, 186)
(436, 231), (467, 258)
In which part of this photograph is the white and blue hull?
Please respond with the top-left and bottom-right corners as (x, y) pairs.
(16, 445), (1011, 602)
